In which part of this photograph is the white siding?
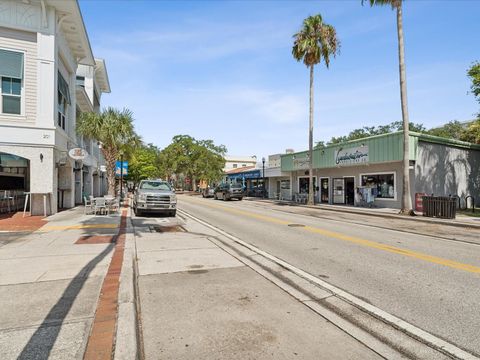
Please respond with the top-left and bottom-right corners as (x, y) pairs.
(0, 26), (37, 124)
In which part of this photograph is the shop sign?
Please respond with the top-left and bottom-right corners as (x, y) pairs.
(335, 146), (368, 165)
(68, 148), (88, 160)
(293, 157), (309, 170)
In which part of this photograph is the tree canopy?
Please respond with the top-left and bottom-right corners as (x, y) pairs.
(159, 135), (226, 190)
(128, 143), (162, 184)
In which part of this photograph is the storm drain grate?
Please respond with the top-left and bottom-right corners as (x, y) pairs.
(75, 235), (116, 244)
(149, 225), (186, 233)
(287, 224), (305, 227)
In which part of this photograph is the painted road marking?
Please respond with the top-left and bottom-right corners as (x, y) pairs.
(39, 223), (119, 231)
(181, 198), (480, 275)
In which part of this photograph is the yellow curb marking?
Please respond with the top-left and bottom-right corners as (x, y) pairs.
(184, 197), (480, 274)
(40, 224), (119, 231)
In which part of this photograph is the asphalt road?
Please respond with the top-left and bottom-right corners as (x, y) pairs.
(178, 195), (480, 357)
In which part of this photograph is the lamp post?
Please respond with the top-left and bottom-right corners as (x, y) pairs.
(262, 157), (266, 198)
(119, 151), (124, 201)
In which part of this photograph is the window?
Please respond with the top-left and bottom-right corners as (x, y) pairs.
(232, 164), (237, 168)
(57, 72), (71, 131)
(1, 77), (21, 114)
(361, 173), (395, 199)
(242, 164), (247, 167)
(0, 49), (24, 115)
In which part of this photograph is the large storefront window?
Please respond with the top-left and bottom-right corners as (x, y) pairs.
(299, 177), (316, 194)
(361, 173), (395, 199)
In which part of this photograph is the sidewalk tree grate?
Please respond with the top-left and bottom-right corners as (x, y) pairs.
(149, 225), (186, 233)
(75, 235), (116, 244)
(288, 224), (305, 227)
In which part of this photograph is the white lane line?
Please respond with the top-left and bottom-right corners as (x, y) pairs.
(178, 208), (479, 360)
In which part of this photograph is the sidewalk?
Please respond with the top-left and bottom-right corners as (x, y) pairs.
(132, 213), (382, 359)
(0, 206), (123, 360)
(245, 197), (480, 229)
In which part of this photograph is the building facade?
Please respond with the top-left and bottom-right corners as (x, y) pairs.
(223, 155), (257, 171)
(280, 132), (480, 209)
(0, 0), (109, 215)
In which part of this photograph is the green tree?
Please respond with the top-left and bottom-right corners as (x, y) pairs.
(292, 14), (339, 205)
(363, 0), (414, 215)
(159, 136), (226, 190)
(77, 107), (138, 196)
(427, 120), (466, 140)
(467, 62), (480, 102)
(461, 120), (480, 144)
(316, 121), (426, 147)
(128, 144), (162, 184)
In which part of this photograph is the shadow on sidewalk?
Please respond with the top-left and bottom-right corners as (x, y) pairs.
(17, 241), (116, 360)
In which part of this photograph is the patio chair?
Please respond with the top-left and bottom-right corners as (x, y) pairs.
(84, 196), (94, 215)
(108, 198), (120, 215)
(94, 197), (107, 215)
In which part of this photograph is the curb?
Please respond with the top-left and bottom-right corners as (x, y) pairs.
(114, 206), (140, 360)
(246, 198), (480, 229)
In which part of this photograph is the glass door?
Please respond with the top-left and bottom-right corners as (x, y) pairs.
(320, 178), (329, 203)
(333, 178), (345, 204)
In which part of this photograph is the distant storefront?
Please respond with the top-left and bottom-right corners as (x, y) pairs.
(225, 167), (266, 196)
(280, 132), (480, 209)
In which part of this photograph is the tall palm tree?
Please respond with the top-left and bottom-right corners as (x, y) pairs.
(292, 14), (339, 205)
(363, 0), (413, 215)
(77, 107), (139, 196)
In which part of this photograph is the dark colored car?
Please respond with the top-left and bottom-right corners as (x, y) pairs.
(214, 183), (244, 201)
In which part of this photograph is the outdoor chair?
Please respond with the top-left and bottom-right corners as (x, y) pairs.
(94, 197), (107, 215)
(108, 198), (120, 215)
(84, 196), (93, 215)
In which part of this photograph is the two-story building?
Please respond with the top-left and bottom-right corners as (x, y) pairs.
(0, 0), (110, 215)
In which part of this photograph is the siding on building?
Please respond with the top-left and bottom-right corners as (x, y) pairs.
(415, 142), (480, 206)
(0, 26), (37, 125)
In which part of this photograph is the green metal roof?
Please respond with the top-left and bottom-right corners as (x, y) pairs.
(281, 131), (479, 172)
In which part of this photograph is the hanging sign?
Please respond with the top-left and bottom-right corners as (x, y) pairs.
(68, 148), (88, 160)
(335, 146), (369, 165)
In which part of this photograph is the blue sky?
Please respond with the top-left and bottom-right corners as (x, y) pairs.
(79, 0), (480, 159)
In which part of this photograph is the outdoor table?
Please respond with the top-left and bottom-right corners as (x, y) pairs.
(23, 192), (52, 217)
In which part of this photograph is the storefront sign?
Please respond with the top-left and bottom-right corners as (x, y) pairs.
(68, 148), (88, 160)
(293, 157), (309, 170)
(335, 146), (368, 165)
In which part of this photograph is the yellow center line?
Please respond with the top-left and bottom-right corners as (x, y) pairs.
(40, 224), (119, 231)
(182, 197), (480, 274)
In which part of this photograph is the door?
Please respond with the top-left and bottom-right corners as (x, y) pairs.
(345, 177), (355, 206)
(320, 178), (329, 203)
(333, 178), (344, 204)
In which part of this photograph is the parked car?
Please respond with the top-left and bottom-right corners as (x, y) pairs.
(202, 187), (215, 198)
(214, 183), (244, 201)
(133, 179), (177, 217)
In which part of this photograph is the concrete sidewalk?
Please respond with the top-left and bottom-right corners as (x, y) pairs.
(133, 213), (382, 359)
(0, 206), (123, 360)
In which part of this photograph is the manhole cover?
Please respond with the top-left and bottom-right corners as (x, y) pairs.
(149, 225), (186, 233)
(287, 224), (305, 227)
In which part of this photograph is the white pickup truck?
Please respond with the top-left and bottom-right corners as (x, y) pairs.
(133, 179), (177, 217)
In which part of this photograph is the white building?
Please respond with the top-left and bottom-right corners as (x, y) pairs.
(0, 0), (110, 215)
(223, 155), (257, 171)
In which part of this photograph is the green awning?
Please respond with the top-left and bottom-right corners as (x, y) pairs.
(58, 71), (71, 104)
(0, 49), (24, 79)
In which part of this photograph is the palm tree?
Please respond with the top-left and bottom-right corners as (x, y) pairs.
(77, 107), (139, 196)
(363, 0), (413, 215)
(292, 14), (339, 205)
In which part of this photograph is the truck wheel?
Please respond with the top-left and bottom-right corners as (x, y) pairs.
(135, 208), (143, 217)
(238, 197), (243, 201)
(214, 193), (218, 200)
(170, 210), (176, 217)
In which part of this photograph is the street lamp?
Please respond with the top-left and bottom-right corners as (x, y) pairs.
(262, 157), (266, 199)
(119, 150), (124, 202)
